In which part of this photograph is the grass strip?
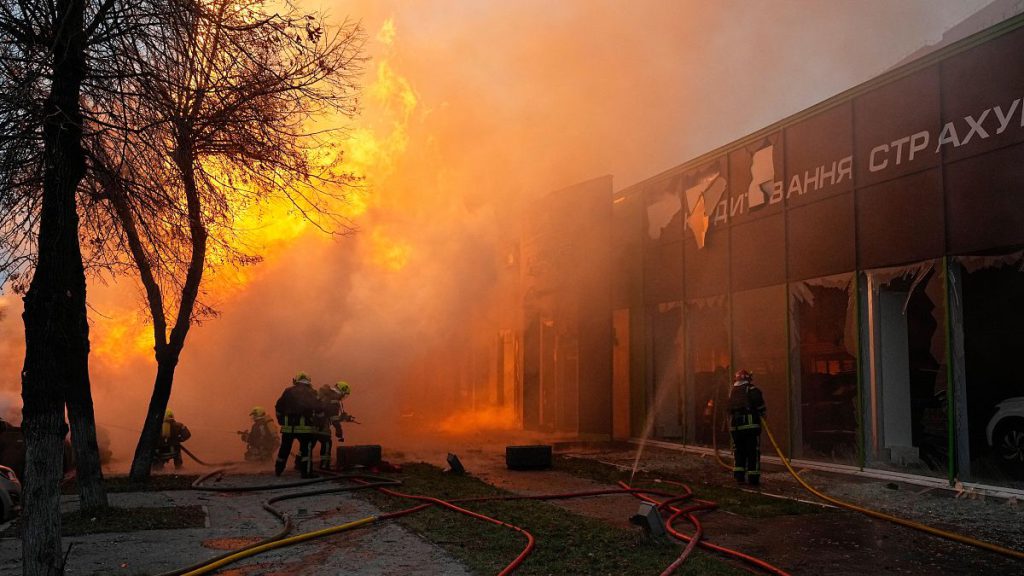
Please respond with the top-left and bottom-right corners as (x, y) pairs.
(61, 473), (200, 494)
(553, 455), (822, 518)
(357, 463), (744, 576)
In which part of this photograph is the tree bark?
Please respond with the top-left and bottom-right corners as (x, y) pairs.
(128, 352), (179, 481)
(20, 0), (92, 570)
(66, 384), (108, 510)
(128, 144), (207, 482)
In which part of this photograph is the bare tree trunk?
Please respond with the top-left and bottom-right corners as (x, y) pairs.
(129, 352), (179, 481)
(19, 416), (66, 576)
(21, 0), (90, 570)
(66, 384), (107, 510)
(128, 146), (206, 482)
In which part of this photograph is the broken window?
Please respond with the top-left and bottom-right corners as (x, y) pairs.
(651, 302), (684, 440)
(957, 251), (1024, 487)
(732, 285), (789, 452)
(685, 296), (730, 448)
(862, 261), (948, 477)
(790, 274), (858, 464)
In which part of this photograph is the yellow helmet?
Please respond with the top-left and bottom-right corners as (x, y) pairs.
(292, 372), (311, 385)
(250, 406), (265, 417)
(335, 381), (351, 397)
(165, 409), (174, 419)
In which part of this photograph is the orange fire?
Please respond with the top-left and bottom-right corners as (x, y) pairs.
(87, 17), (414, 367)
(437, 406), (517, 435)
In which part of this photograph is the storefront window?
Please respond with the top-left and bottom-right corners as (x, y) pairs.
(862, 262), (948, 476)
(790, 275), (858, 464)
(651, 302), (684, 440)
(685, 296), (730, 447)
(957, 252), (1024, 488)
(732, 285), (789, 452)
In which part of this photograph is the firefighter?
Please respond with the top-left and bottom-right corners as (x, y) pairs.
(240, 406), (279, 462)
(728, 369), (766, 486)
(275, 372), (320, 477)
(334, 382), (355, 441)
(314, 381), (355, 470)
(154, 409), (192, 470)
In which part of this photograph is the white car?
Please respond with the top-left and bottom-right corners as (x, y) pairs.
(0, 464), (20, 522)
(986, 397), (1024, 478)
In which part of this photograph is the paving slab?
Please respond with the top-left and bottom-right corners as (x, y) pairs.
(0, 473), (471, 576)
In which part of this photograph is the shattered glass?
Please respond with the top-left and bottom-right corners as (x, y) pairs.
(685, 296), (730, 448)
(862, 261), (948, 476)
(957, 251), (1024, 487)
(790, 274), (859, 464)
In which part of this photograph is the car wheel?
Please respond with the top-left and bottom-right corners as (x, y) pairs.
(993, 418), (1024, 479)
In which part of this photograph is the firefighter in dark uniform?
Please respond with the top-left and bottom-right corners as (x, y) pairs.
(240, 406), (279, 462)
(275, 372), (320, 477)
(313, 381), (354, 470)
(728, 369), (766, 485)
(154, 409), (191, 470)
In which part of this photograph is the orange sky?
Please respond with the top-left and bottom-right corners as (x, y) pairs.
(0, 0), (995, 463)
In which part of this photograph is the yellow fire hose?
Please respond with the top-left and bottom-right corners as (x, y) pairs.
(759, 419), (1024, 561)
(182, 515), (378, 576)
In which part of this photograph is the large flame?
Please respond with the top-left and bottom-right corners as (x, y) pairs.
(87, 17), (415, 368)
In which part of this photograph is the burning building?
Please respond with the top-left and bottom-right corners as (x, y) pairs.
(500, 10), (1024, 490)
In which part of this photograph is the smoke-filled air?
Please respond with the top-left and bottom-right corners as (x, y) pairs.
(0, 0), (992, 466)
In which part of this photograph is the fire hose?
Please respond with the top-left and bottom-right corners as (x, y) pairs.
(617, 481), (791, 576)
(155, 449), (800, 576)
(179, 445), (239, 467)
(421, 482), (788, 576)
(710, 400), (1024, 561)
(758, 419), (1024, 562)
(157, 471), (406, 576)
(173, 466), (789, 576)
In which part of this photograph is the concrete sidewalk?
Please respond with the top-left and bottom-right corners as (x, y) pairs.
(0, 473), (470, 576)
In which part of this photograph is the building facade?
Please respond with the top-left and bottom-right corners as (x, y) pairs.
(521, 14), (1024, 489)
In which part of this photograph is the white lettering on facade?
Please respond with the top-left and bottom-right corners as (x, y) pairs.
(869, 144), (889, 172)
(820, 161), (836, 187)
(961, 109), (991, 145)
(935, 121), (961, 151)
(713, 199), (728, 225)
(890, 136), (910, 165)
(803, 167), (820, 192)
(730, 194), (744, 217)
(994, 99), (1019, 134)
(908, 131), (929, 161)
(837, 156), (852, 182)
(788, 174), (802, 198)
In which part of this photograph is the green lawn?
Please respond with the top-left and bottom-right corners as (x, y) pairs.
(356, 463), (744, 576)
(553, 455), (823, 518)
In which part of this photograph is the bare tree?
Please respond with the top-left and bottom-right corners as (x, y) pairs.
(80, 0), (366, 482)
(0, 0), (125, 570)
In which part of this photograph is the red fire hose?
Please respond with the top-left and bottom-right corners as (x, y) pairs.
(618, 480), (792, 576)
(352, 479), (536, 576)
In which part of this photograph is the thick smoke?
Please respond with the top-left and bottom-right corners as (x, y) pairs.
(0, 0), (994, 467)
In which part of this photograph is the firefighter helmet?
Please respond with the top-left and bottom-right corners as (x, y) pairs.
(293, 372), (312, 385)
(250, 406), (266, 417)
(335, 381), (351, 397)
(165, 408), (174, 419)
(734, 369), (753, 383)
